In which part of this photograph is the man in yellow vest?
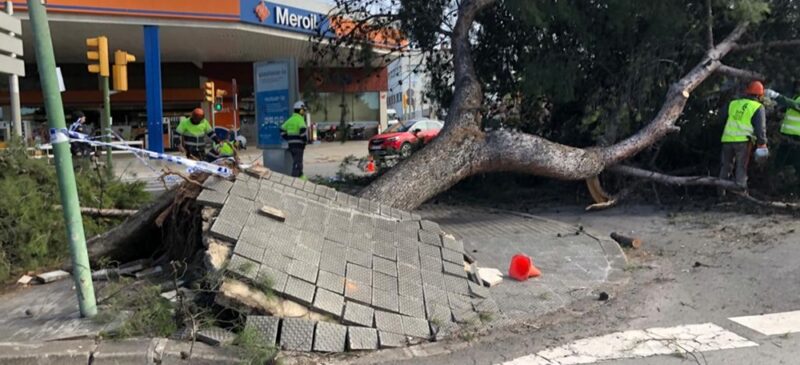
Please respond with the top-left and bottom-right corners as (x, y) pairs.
(719, 81), (768, 192)
(766, 82), (800, 176)
(206, 130), (238, 163)
(176, 108), (219, 160)
(281, 101), (308, 178)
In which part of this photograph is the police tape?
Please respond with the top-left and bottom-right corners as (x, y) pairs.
(54, 128), (233, 178)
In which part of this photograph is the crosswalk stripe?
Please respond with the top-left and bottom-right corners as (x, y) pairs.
(729, 310), (800, 336)
(498, 323), (758, 365)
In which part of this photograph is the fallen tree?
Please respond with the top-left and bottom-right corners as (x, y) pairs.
(318, 0), (798, 210)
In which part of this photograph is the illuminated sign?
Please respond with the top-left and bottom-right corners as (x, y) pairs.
(241, 0), (329, 35)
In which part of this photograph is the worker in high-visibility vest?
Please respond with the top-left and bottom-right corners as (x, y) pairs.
(176, 108), (219, 160)
(766, 82), (800, 178)
(719, 81), (768, 193)
(206, 130), (238, 163)
(281, 101), (309, 179)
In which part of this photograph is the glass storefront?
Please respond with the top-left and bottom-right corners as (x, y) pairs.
(309, 92), (380, 124)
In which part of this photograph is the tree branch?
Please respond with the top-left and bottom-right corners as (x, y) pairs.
(705, 0), (714, 49)
(716, 64), (765, 81)
(609, 165), (743, 190)
(733, 39), (800, 52)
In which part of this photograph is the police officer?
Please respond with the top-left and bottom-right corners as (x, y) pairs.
(719, 81), (768, 193)
(176, 108), (218, 160)
(281, 101), (309, 178)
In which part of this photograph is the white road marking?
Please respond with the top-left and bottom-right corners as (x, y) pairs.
(729, 310), (800, 336)
(498, 323), (758, 365)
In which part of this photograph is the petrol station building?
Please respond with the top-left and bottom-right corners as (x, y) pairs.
(0, 0), (394, 153)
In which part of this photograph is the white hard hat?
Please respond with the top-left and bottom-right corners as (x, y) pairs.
(293, 101), (306, 110)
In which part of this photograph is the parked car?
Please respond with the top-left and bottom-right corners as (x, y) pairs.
(368, 119), (444, 166)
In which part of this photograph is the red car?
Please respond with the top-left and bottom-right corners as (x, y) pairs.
(368, 119), (444, 165)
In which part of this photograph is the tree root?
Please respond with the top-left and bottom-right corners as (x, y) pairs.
(54, 205), (138, 218)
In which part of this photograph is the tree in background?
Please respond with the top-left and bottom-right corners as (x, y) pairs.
(316, 0), (800, 209)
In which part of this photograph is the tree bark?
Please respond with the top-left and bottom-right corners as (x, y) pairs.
(609, 165), (743, 190)
(54, 205), (138, 218)
(360, 2), (751, 210)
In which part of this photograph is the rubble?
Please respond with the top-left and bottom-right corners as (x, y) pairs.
(36, 270), (70, 283)
(16, 275), (34, 285)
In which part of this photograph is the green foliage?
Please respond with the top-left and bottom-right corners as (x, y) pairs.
(0, 144), (150, 282)
(96, 279), (177, 338)
(234, 326), (278, 365)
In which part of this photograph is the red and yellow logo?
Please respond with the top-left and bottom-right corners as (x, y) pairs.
(254, 1), (270, 23)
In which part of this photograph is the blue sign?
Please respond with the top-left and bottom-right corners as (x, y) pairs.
(254, 60), (295, 147)
(240, 0), (330, 35)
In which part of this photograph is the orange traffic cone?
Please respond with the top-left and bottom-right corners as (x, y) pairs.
(365, 156), (376, 173)
(508, 253), (541, 281)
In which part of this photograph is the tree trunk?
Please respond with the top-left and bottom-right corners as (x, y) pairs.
(360, 0), (752, 210)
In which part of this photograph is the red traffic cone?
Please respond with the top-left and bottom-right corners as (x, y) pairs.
(508, 253), (542, 281)
(365, 156), (376, 173)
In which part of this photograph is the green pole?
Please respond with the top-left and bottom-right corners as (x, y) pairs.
(27, 0), (97, 318)
(101, 75), (112, 172)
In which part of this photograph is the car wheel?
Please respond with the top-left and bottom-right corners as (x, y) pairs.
(399, 142), (412, 159)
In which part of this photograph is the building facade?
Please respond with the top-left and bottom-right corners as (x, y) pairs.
(387, 52), (436, 121)
(1, 0), (393, 152)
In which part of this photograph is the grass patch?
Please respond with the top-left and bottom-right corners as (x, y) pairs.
(234, 325), (278, 365)
(478, 312), (494, 323)
(0, 143), (150, 282)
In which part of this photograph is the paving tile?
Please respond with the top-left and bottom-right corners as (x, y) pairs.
(372, 271), (398, 293)
(316, 270), (345, 294)
(245, 315), (280, 344)
(378, 331), (406, 349)
(401, 315), (431, 338)
(423, 284), (449, 305)
(374, 242), (397, 261)
(287, 259), (318, 284)
(374, 218), (398, 232)
(398, 220), (421, 233)
(448, 293), (473, 311)
(312, 288), (345, 318)
(325, 227), (351, 245)
(347, 247), (373, 269)
(397, 247), (420, 267)
(292, 244), (321, 266)
(353, 211), (374, 226)
(321, 239), (347, 260)
(232, 240), (265, 263)
(371, 228), (399, 245)
(473, 298), (500, 314)
(349, 234), (375, 254)
(418, 230), (442, 246)
(398, 263), (421, 282)
(303, 181), (317, 193)
(203, 176), (234, 193)
(468, 281), (490, 299)
(227, 254), (258, 281)
(319, 255), (347, 277)
(348, 327), (378, 350)
(313, 321), (347, 353)
(344, 279), (372, 305)
(327, 213), (351, 231)
(342, 301), (374, 327)
(372, 288), (399, 313)
(399, 295), (426, 319)
(374, 310), (404, 334)
(442, 236), (465, 253)
(261, 253), (291, 273)
(197, 326), (236, 347)
(291, 177), (306, 190)
(256, 265), (288, 293)
(280, 318), (315, 351)
(195, 189), (228, 207)
(210, 219), (243, 242)
(298, 231), (324, 252)
(426, 303), (453, 323)
(443, 261), (468, 278)
(420, 220), (442, 233)
(346, 263), (372, 285)
(420, 255), (443, 272)
(229, 184), (258, 200)
(239, 225), (276, 248)
(398, 280), (424, 299)
(372, 256), (398, 277)
(421, 269), (446, 289)
(441, 248), (464, 264)
(443, 274), (471, 296)
(284, 277), (316, 305)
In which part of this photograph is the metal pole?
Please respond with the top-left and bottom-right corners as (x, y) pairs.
(6, 1), (21, 140)
(27, 0), (97, 318)
(101, 75), (112, 172)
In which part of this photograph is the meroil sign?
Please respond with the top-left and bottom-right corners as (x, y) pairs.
(241, 0), (329, 35)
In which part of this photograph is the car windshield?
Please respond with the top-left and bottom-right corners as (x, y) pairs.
(385, 121), (415, 133)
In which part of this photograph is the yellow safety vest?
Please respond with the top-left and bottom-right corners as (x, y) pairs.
(780, 96), (800, 137)
(218, 141), (235, 157)
(721, 98), (761, 143)
(176, 117), (213, 147)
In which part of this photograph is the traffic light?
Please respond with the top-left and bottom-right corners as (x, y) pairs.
(86, 36), (109, 77)
(214, 89), (227, 111)
(204, 82), (215, 103)
(112, 50), (136, 92)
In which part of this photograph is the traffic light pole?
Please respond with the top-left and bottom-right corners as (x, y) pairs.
(27, 0), (97, 318)
(101, 75), (112, 172)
